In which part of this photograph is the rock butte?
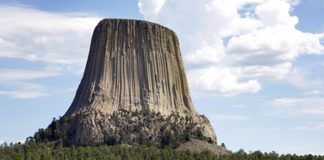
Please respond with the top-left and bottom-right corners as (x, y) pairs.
(63, 19), (217, 145)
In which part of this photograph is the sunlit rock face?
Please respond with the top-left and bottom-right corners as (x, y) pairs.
(62, 19), (217, 146)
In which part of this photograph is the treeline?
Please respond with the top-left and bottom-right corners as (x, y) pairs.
(0, 142), (323, 160)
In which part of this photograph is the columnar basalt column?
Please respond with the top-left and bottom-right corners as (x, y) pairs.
(63, 19), (217, 145)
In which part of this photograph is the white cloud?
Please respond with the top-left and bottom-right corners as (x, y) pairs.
(138, 0), (166, 20)
(0, 5), (102, 99)
(304, 90), (321, 96)
(185, 40), (225, 64)
(0, 5), (101, 74)
(0, 90), (48, 99)
(300, 108), (324, 115)
(227, 26), (323, 70)
(269, 97), (324, 116)
(270, 97), (324, 107)
(138, 0), (324, 95)
(269, 97), (300, 107)
(255, 0), (298, 26)
(0, 69), (59, 81)
(290, 123), (324, 131)
(239, 63), (292, 78)
(0, 68), (59, 99)
(213, 114), (250, 121)
(189, 67), (261, 95)
(284, 0), (300, 6)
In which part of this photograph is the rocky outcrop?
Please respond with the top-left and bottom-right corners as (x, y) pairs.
(66, 19), (198, 117)
(43, 19), (217, 147)
(177, 139), (230, 154)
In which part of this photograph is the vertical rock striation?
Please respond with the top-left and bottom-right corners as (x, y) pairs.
(61, 19), (217, 146)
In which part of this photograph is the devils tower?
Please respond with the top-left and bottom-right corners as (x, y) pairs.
(33, 19), (218, 148)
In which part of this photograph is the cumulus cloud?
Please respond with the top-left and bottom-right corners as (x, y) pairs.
(227, 25), (323, 78)
(137, 0), (324, 95)
(185, 40), (225, 64)
(189, 67), (261, 95)
(255, 0), (298, 26)
(138, 0), (166, 20)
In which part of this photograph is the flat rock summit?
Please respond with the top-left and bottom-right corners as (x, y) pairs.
(34, 19), (221, 152)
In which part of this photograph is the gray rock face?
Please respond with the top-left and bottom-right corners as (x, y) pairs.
(178, 139), (230, 154)
(63, 19), (217, 146)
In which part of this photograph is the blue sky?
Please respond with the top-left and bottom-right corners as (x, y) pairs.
(0, 0), (324, 155)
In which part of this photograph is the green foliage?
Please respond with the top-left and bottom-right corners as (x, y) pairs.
(1, 143), (324, 160)
(221, 143), (226, 149)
